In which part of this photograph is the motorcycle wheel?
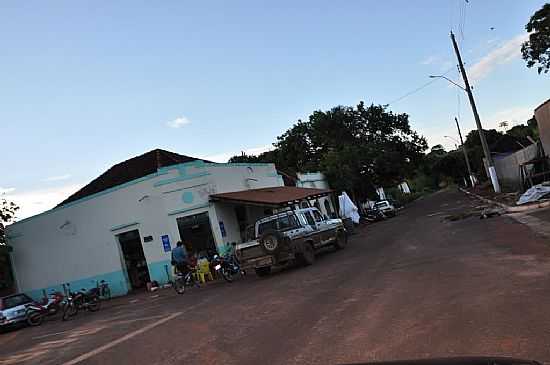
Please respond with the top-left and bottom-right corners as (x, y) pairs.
(88, 297), (101, 312)
(221, 268), (233, 283)
(48, 303), (60, 316)
(26, 310), (44, 326)
(62, 303), (78, 321)
(173, 279), (185, 294)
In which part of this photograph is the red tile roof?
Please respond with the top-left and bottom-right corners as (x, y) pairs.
(210, 186), (332, 207)
(58, 149), (205, 206)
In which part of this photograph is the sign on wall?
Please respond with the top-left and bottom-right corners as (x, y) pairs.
(219, 221), (226, 237)
(161, 235), (171, 252)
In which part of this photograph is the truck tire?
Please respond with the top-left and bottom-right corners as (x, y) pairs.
(333, 230), (347, 250)
(298, 242), (315, 266)
(255, 266), (271, 277)
(258, 229), (285, 255)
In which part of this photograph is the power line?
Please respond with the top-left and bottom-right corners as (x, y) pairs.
(386, 66), (455, 106)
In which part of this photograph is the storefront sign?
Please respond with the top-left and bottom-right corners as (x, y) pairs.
(161, 235), (171, 252)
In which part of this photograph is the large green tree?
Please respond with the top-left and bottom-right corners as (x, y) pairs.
(230, 102), (428, 201)
(522, 3), (550, 74)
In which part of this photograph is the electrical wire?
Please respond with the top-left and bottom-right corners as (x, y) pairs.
(386, 66), (456, 106)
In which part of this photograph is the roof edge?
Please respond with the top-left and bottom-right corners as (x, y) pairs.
(535, 98), (550, 112)
(9, 161), (281, 227)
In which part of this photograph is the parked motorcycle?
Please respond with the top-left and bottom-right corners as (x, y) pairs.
(25, 290), (65, 326)
(212, 253), (245, 283)
(62, 284), (101, 320)
(364, 208), (386, 223)
(172, 264), (200, 295)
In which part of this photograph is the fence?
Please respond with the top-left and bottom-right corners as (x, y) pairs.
(492, 143), (540, 191)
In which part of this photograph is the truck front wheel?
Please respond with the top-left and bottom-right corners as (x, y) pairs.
(255, 266), (271, 277)
(298, 242), (315, 266)
(334, 230), (347, 250)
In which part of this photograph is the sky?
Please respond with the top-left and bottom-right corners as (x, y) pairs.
(1, 0), (549, 220)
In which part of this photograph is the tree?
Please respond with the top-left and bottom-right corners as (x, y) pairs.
(521, 3), (550, 74)
(230, 102), (428, 202)
(0, 198), (19, 245)
(463, 129), (504, 177)
(429, 144), (446, 157)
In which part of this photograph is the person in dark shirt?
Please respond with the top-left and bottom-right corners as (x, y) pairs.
(171, 241), (189, 274)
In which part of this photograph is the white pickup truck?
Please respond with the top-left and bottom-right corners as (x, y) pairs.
(235, 207), (347, 276)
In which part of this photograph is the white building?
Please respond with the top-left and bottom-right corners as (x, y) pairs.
(6, 150), (333, 299)
(295, 172), (336, 218)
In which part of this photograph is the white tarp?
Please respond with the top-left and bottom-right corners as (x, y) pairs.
(338, 191), (360, 224)
(517, 182), (550, 205)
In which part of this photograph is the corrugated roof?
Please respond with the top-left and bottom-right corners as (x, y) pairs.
(210, 186), (332, 207)
(58, 149), (205, 207)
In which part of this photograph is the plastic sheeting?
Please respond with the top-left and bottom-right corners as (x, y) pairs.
(338, 191), (360, 224)
(517, 183), (550, 205)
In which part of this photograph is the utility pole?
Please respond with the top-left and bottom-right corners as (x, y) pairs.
(455, 117), (475, 187)
(450, 31), (500, 193)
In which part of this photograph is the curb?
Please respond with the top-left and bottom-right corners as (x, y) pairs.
(458, 187), (550, 213)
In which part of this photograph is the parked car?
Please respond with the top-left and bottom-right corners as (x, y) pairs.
(374, 200), (397, 217)
(235, 207), (347, 276)
(0, 293), (34, 330)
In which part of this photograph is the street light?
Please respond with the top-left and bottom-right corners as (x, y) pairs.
(438, 31), (500, 193)
(444, 135), (459, 144)
(443, 136), (458, 150)
(429, 75), (467, 92)
(444, 126), (476, 188)
(429, 70), (499, 192)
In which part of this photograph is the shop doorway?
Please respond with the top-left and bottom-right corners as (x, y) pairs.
(176, 212), (217, 256)
(116, 230), (150, 290)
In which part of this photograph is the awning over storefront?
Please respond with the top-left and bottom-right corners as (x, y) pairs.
(210, 186), (332, 208)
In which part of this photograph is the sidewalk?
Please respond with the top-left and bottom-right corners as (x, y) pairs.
(460, 186), (550, 240)
(460, 186), (550, 213)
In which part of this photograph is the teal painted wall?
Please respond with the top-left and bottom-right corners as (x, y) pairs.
(147, 259), (173, 285)
(182, 191), (194, 204)
(25, 269), (130, 301)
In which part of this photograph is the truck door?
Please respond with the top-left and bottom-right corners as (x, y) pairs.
(303, 211), (322, 247)
(312, 209), (330, 244)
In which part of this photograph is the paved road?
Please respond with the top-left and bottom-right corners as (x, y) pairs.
(3, 189), (550, 365)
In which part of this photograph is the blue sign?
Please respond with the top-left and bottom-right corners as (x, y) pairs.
(161, 235), (171, 252)
(219, 221), (226, 237)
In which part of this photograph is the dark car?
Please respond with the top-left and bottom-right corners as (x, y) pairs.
(0, 293), (34, 329)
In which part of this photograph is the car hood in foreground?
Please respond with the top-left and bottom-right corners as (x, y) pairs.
(344, 357), (541, 365)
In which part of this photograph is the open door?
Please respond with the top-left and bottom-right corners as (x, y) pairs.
(116, 230), (150, 290)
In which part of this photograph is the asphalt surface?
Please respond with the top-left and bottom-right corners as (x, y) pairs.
(3, 189), (550, 365)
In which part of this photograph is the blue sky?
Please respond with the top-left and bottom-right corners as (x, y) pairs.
(1, 0), (549, 219)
